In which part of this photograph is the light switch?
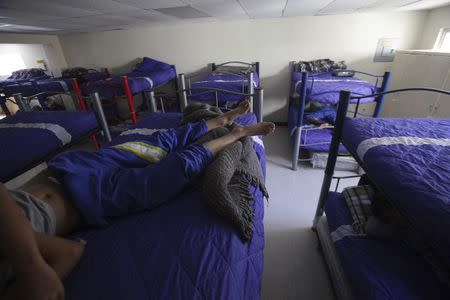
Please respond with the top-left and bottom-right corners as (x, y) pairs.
(374, 38), (399, 62)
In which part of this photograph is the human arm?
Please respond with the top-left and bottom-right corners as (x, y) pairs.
(0, 183), (64, 300)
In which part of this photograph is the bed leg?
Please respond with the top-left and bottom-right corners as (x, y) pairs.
(254, 87), (263, 122)
(292, 126), (301, 170)
(71, 78), (87, 111)
(121, 76), (137, 124)
(247, 72), (254, 113)
(149, 91), (157, 113)
(91, 92), (112, 143)
(313, 90), (351, 229)
(373, 71), (391, 117)
(13, 93), (29, 111)
(178, 73), (188, 111)
(255, 62), (260, 80)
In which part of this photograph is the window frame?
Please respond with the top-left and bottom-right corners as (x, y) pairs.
(433, 27), (450, 51)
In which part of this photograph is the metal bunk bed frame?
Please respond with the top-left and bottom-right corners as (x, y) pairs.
(289, 61), (391, 170)
(177, 61), (262, 122)
(2, 90), (112, 182)
(312, 87), (450, 300)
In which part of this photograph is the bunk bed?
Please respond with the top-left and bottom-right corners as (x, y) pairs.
(313, 88), (450, 300)
(84, 57), (177, 125)
(9, 88), (267, 299)
(0, 91), (111, 183)
(179, 61), (262, 122)
(288, 60), (391, 170)
(1, 69), (109, 112)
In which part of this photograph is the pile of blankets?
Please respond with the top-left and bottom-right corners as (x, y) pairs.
(181, 103), (268, 241)
(294, 59), (347, 73)
(343, 184), (450, 283)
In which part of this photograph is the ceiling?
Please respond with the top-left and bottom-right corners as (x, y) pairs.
(0, 0), (449, 34)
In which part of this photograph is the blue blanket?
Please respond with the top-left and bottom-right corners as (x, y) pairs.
(342, 118), (450, 272)
(0, 111), (98, 182)
(83, 57), (176, 99)
(292, 72), (377, 104)
(64, 112), (265, 299)
(190, 72), (260, 105)
(325, 192), (450, 299)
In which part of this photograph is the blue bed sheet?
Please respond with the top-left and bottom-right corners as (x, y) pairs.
(342, 118), (450, 272)
(292, 72), (377, 104)
(189, 72), (260, 105)
(0, 111), (98, 181)
(324, 192), (450, 299)
(83, 58), (176, 99)
(65, 112), (265, 300)
(288, 102), (347, 152)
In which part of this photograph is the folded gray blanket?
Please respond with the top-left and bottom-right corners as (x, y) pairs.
(181, 103), (268, 241)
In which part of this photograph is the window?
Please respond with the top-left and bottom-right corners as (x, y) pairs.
(0, 53), (26, 76)
(434, 28), (450, 52)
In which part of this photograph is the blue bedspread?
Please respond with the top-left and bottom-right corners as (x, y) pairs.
(292, 72), (377, 104)
(288, 102), (347, 152)
(65, 112), (266, 300)
(189, 72), (260, 105)
(325, 192), (450, 299)
(342, 118), (450, 272)
(0, 111), (98, 182)
(83, 58), (176, 99)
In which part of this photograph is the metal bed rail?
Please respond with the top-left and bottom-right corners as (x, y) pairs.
(313, 87), (450, 228)
(11, 90), (111, 147)
(178, 82), (262, 123)
(291, 70), (391, 170)
(148, 85), (264, 123)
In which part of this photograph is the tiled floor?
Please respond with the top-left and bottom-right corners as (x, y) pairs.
(261, 126), (359, 300)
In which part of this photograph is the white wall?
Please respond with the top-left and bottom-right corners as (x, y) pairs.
(59, 11), (427, 121)
(0, 33), (67, 77)
(420, 5), (450, 49)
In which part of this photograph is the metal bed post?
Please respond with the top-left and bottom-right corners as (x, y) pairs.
(121, 76), (137, 124)
(292, 72), (308, 170)
(91, 92), (112, 143)
(0, 98), (11, 116)
(254, 87), (263, 123)
(149, 91), (157, 113)
(13, 93), (30, 111)
(248, 72), (254, 113)
(71, 79), (99, 149)
(211, 63), (216, 71)
(313, 90), (351, 229)
(71, 78), (88, 111)
(172, 65), (180, 104)
(373, 71), (391, 117)
(255, 62), (260, 80)
(178, 73), (188, 111)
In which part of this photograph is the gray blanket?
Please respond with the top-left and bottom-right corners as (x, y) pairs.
(181, 103), (268, 241)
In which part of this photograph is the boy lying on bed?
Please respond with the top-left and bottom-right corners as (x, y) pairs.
(0, 100), (275, 300)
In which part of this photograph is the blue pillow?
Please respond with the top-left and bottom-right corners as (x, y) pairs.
(134, 57), (172, 73)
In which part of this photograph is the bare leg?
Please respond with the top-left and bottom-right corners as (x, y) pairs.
(205, 100), (250, 132)
(203, 122), (275, 156)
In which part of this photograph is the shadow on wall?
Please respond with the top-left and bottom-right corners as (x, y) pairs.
(262, 64), (291, 122)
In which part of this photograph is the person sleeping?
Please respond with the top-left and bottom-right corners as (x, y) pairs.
(0, 100), (275, 300)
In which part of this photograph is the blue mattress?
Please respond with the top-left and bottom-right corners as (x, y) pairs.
(189, 72), (260, 105)
(84, 58), (176, 99)
(65, 112), (265, 300)
(0, 111), (98, 181)
(292, 72), (378, 104)
(342, 118), (450, 272)
(324, 192), (450, 299)
(288, 102), (347, 152)
(1, 81), (39, 97)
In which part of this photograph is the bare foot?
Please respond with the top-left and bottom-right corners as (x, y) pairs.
(232, 122), (275, 138)
(220, 100), (251, 125)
